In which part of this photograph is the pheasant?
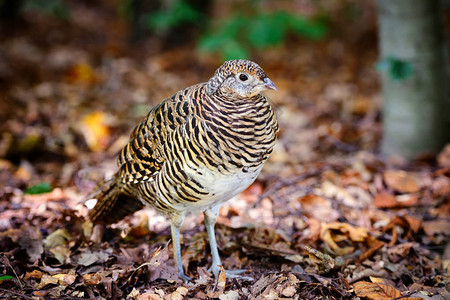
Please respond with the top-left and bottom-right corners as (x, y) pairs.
(87, 59), (278, 281)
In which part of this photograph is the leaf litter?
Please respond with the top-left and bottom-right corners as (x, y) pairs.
(0, 1), (448, 299)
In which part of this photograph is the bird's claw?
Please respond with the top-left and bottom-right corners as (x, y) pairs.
(178, 271), (192, 282)
(208, 265), (250, 279)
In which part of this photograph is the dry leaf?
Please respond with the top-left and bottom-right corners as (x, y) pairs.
(383, 170), (420, 193)
(77, 250), (110, 266)
(82, 273), (103, 286)
(52, 273), (76, 285)
(137, 292), (163, 300)
(80, 111), (110, 152)
(219, 290), (240, 300)
(358, 240), (385, 263)
(206, 265), (226, 298)
(166, 287), (188, 300)
(423, 219), (450, 236)
(44, 229), (71, 248)
(65, 63), (98, 84)
(353, 281), (421, 300)
(18, 228), (43, 262)
(404, 215), (422, 233)
(23, 270), (44, 280)
(127, 287), (140, 299)
(298, 194), (339, 222)
(374, 192), (417, 208)
(321, 222), (369, 255)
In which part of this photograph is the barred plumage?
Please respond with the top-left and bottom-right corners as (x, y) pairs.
(87, 59), (278, 281)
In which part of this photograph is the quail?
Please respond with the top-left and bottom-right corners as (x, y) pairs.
(87, 59), (278, 281)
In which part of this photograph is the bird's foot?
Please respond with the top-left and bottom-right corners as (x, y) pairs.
(208, 265), (252, 280)
(178, 270), (192, 282)
(225, 269), (248, 278)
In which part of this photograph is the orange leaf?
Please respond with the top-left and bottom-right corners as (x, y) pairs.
(80, 111), (110, 152)
(383, 170), (420, 193)
(404, 215), (422, 233)
(353, 281), (421, 300)
(374, 193), (418, 208)
(320, 222), (368, 255)
(65, 63), (98, 85)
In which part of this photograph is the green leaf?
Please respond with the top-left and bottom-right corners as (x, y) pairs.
(223, 40), (249, 60)
(25, 182), (52, 195)
(145, 0), (201, 32)
(24, 0), (70, 19)
(198, 15), (248, 59)
(376, 57), (414, 81)
(0, 275), (13, 281)
(247, 13), (288, 49)
(288, 15), (328, 39)
(198, 34), (228, 52)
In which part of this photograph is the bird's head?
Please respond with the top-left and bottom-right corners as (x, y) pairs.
(206, 60), (277, 98)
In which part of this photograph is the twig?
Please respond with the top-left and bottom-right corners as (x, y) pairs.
(391, 291), (418, 300)
(0, 254), (23, 289)
(348, 269), (387, 284)
(0, 287), (34, 300)
(252, 168), (325, 208)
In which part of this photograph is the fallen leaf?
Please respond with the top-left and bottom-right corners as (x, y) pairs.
(404, 215), (422, 233)
(23, 270), (44, 280)
(298, 194), (339, 222)
(36, 274), (59, 289)
(25, 182), (52, 194)
(80, 111), (111, 152)
(207, 265), (226, 298)
(0, 275), (13, 281)
(320, 181), (364, 208)
(44, 229), (71, 248)
(369, 276), (396, 287)
(423, 219), (450, 236)
(44, 228), (72, 264)
(219, 290), (240, 300)
(321, 222), (369, 255)
(353, 281), (421, 300)
(52, 273), (76, 285)
(82, 273), (103, 286)
(143, 245), (175, 282)
(24, 188), (66, 204)
(127, 287), (140, 299)
(77, 250), (110, 266)
(167, 287), (189, 300)
(18, 228), (43, 262)
(358, 240), (385, 263)
(137, 292), (163, 300)
(383, 170), (420, 193)
(374, 192), (418, 208)
(65, 63), (98, 85)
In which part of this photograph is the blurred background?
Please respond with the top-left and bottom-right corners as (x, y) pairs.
(0, 0), (382, 185)
(0, 0), (448, 189)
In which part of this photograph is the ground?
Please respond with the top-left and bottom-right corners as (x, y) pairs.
(0, 1), (448, 299)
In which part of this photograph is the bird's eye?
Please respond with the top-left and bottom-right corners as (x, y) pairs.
(239, 74), (248, 81)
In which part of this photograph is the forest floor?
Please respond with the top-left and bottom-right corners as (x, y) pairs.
(0, 2), (448, 299)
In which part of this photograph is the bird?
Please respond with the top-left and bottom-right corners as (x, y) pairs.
(87, 59), (278, 281)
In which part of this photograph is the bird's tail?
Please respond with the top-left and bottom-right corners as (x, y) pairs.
(87, 177), (144, 224)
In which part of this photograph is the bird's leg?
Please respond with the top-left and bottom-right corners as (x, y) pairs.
(170, 221), (192, 282)
(204, 207), (246, 278)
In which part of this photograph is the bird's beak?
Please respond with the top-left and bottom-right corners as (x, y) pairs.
(263, 77), (277, 91)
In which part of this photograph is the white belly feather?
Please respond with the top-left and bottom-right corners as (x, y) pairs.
(175, 164), (264, 214)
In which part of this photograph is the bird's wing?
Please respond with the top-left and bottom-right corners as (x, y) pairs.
(116, 84), (203, 184)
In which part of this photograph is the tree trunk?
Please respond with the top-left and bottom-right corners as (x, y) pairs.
(377, 0), (449, 158)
